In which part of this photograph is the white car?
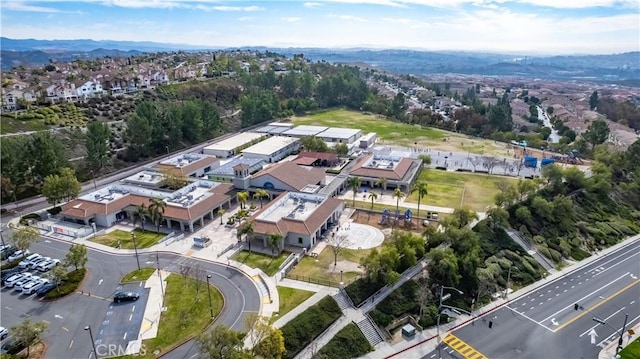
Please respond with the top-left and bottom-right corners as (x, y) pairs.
(8, 250), (31, 262)
(36, 259), (60, 272)
(27, 256), (50, 269)
(22, 278), (49, 295)
(4, 273), (32, 288)
(13, 276), (40, 292)
(18, 254), (44, 269)
(0, 326), (7, 340)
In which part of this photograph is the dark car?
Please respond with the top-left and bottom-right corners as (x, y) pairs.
(0, 246), (16, 261)
(35, 282), (60, 296)
(113, 291), (140, 303)
(0, 338), (26, 355)
(1, 268), (27, 281)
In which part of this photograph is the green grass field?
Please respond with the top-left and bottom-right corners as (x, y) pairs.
(287, 247), (372, 286)
(231, 250), (289, 276)
(293, 109), (516, 156)
(90, 228), (163, 249)
(619, 338), (640, 359)
(121, 268), (156, 283)
(271, 286), (315, 323)
(293, 109), (444, 146)
(405, 169), (518, 212)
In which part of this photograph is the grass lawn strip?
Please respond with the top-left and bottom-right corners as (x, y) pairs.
(90, 228), (163, 249)
(43, 268), (86, 300)
(121, 268), (156, 283)
(287, 247), (372, 286)
(619, 338), (640, 359)
(271, 286), (314, 323)
(316, 323), (373, 358)
(231, 250), (289, 276)
(138, 274), (224, 358)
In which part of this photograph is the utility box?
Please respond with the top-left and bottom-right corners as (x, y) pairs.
(402, 324), (416, 338)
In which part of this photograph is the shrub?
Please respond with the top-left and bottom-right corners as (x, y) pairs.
(345, 277), (384, 306)
(44, 268), (86, 300)
(280, 296), (341, 359)
(316, 323), (372, 359)
(1, 259), (21, 270)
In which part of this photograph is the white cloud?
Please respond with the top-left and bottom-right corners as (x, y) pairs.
(212, 5), (263, 11)
(382, 17), (411, 24)
(282, 17), (302, 23)
(3, 1), (81, 13)
(514, 0), (639, 9)
(303, 2), (323, 8)
(329, 14), (368, 22)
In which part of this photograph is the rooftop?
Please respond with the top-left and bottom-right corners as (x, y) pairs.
(254, 125), (290, 135)
(122, 170), (164, 187)
(316, 127), (361, 139)
(282, 125), (328, 137)
(241, 136), (299, 156)
(256, 192), (325, 223)
(159, 153), (211, 168)
(203, 132), (264, 152)
(208, 157), (265, 176)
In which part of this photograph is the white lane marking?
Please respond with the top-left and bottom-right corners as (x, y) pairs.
(540, 294), (544, 297)
(580, 307), (627, 337)
(123, 332), (127, 340)
(98, 279), (103, 286)
(579, 282), (582, 285)
(586, 278), (589, 281)
(632, 274), (638, 279)
(570, 278), (574, 282)
(129, 313), (133, 321)
(630, 300), (636, 305)
(563, 282), (567, 285)
(530, 306), (535, 310)
(431, 355), (436, 358)
(551, 318), (559, 326)
(571, 286), (575, 289)
(593, 252), (640, 277)
(54, 314), (63, 319)
(547, 298), (551, 301)
(548, 290), (552, 293)
(131, 305), (135, 312)
(540, 272), (631, 323)
(578, 275), (581, 278)
(506, 305), (555, 332)
(555, 286), (559, 289)
(564, 290), (567, 293)
(539, 302), (543, 306)
(556, 293), (560, 297)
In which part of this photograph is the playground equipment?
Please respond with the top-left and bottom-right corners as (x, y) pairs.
(379, 209), (391, 225)
(524, 156), (538, 168)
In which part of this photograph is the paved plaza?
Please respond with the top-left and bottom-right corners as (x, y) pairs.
(338, 222), (385, 249)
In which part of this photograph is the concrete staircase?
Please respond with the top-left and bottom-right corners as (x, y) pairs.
(332, 291), (352, 311)
(356, 317), (384, 347)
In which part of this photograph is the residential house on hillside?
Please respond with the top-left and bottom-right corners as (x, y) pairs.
(76, 80), (104, 99)
(46, 82), (78, 103)
(1, 88), (37, 111)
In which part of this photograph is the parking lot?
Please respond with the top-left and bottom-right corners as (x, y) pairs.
(94, 283), (149, 351)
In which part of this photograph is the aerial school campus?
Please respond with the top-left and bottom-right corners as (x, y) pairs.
(5, 102), (639, 359)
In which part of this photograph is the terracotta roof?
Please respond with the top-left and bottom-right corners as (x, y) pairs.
(349, 155), (415, 180)
(61, 183), (233, 222)
(251, 194), (342, 236)
(292, 157), (318, 166)
(154, 156), (219, 177)
(252, 162), (325, 191)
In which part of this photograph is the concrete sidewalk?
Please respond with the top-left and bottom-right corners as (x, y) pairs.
(598, 321), (640, 359)
(338, 190), (455, 214)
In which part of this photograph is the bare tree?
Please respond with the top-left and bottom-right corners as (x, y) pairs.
(502, 162), (514, 175)
(326, 233), (352, 267)
(416, 278), (434, 318)
(180, 264), (192, 282)
(514, 159), (525, 176)
(193, 263), (207, 297)
(469, 156), (481, 172)
(481, 156), (500, 174)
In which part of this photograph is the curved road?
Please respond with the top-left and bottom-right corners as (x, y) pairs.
(1, 236), (260, 359)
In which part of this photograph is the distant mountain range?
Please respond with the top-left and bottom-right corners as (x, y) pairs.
(2, 37), (638, 82)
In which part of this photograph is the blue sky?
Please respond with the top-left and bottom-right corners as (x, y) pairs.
(1, 0), (639, 54)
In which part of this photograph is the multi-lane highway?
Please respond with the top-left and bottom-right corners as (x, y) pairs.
(424, 238), (640, 359)
(1, 237), (260, 359)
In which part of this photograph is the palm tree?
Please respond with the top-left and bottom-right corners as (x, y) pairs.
(237, 191), (249, 210)
(132, 204), (148, 233)
(148, 197), (167, 233)
(218, 208), (226, 225)
(253, 189), (269, 208)
(347, 176), (361, 207)
(392, 187), (405, 226)
(368, 192), (378, 210)
(237, 220), (255, 253)
(376, 177), (388, 196)
(268, 233), (283, 258)
(410, 181), (429, 223)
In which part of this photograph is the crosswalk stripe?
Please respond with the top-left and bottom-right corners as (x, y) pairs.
(442, 333), (488, 359)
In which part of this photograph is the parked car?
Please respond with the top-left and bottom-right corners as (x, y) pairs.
(26, 256), (50, 269)
(7, 250), (30, 262)
(22, 278), (49, 295)
(13, 276), (41, 292)
(113, 291), (140, 303)
(1, 268), (27, 282)
(17, 254), (43, 268)
(35, 282), (59, 297)
(0, 327), (7, 340)
(1, 246), (17, 260)
(36, 259), (60, 272)
(4, 273), (32, 288)
(0, 337), (26, 355)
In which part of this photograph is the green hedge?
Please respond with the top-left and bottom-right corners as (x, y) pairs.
(1, 259), (21, 270)
(44, 268), (86, 299)
(281, 295), (342, 359)
(344, 277), (384, 306)
(315, 323), (372, 359)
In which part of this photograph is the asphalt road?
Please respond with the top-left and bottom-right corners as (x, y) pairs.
(423, 237), (640, 359)
(0, 237), (260, 359)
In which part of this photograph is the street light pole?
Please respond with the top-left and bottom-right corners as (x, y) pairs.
(0, 230), (6, 248)
(84, 325), (98, 359)
(131, 232), (140, 270)
(437, 286), (464, 359)
(206, 274), (214, 319)
(616, 313), (629, 354)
